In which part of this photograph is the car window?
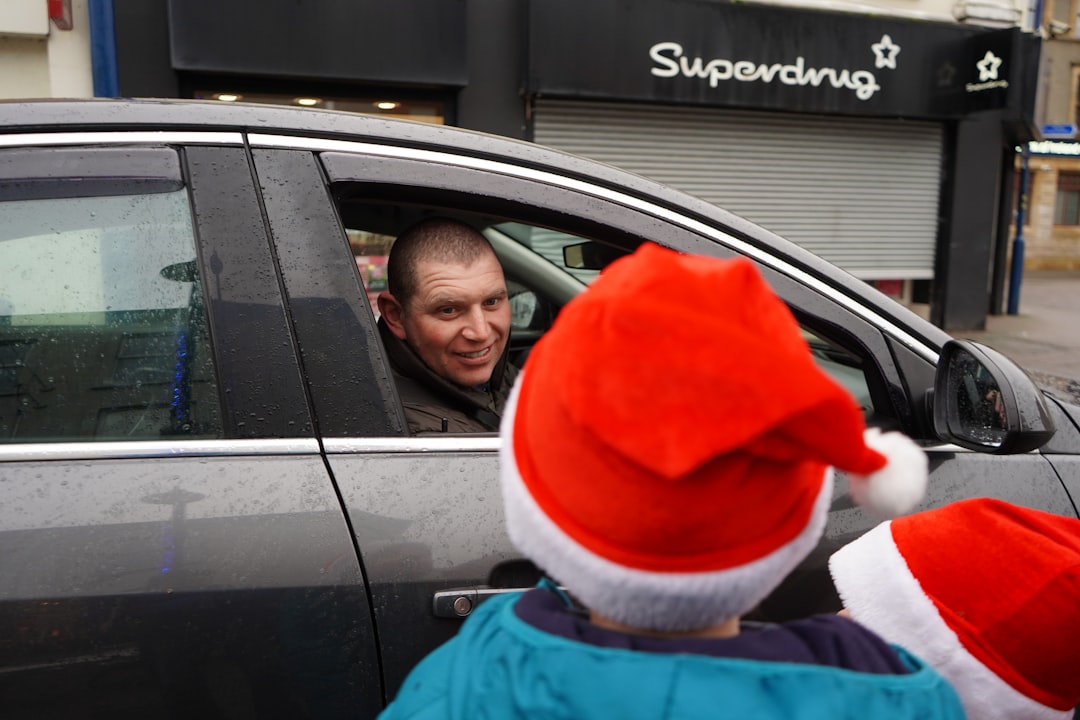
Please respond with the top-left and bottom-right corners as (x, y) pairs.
(0, 188), (222, 442)
(337, 202), (579, 363)
(347, 227), (394, 319)
(335, 198), (876, 424)
(803, 328), (872, 413)
(492, 224), (874, 414)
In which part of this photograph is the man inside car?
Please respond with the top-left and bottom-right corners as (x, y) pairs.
(376, 217), (518, 434)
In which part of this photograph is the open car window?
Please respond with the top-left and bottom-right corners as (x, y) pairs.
(335, 199), (878, 428)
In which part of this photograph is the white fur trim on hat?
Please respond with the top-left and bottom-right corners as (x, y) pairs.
(829, 522), (1072, 720)
(848, 427), (928, 519)
(500, 375), (833, 633)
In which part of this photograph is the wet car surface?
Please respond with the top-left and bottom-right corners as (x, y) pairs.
(0, 98), (1077, 719)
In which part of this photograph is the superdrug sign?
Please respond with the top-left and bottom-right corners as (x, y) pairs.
(528, 0), (1036, 121)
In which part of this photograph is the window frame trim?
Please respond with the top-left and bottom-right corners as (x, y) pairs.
(0, 437), (319, 462)
(322, 151), (913, 434)
(259, 132), (940, 365)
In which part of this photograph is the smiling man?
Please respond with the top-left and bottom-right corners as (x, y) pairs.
(376, 218), (518, 434)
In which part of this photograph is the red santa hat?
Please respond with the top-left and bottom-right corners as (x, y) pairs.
(829, 497), (1080, 720)
(500, 242), (927, 632)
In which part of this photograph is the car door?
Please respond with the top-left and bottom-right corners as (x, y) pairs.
(1040, 398), (1080, 509)
(0, 137), (380, 719)
(249, 132), (1077, 699)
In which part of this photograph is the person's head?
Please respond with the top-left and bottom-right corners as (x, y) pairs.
(377, 218), (510, 388)
(499, 242), (928, 635)
(829, 497), (1080, 720)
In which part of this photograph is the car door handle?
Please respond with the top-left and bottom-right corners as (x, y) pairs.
(432, 586), (533, 619)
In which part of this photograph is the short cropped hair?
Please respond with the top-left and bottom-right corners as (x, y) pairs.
(387, 218), (499, 307)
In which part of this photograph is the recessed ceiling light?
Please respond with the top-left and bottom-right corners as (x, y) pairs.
(375, 101), (400, 110)
(295, 97), (320, 107)
(214, 93), (240, 102)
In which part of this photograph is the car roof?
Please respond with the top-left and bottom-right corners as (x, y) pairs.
(0, 97), (655, 186)
(0, 97), (950, 353)
(0, 98), (782, 254)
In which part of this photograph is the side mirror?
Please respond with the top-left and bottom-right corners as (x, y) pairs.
(931, 340), (1055, 454)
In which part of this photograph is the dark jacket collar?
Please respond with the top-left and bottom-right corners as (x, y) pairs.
(377, 317), (514, 419)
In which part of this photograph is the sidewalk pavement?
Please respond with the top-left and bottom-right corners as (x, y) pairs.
(937, 270), (1080, 405)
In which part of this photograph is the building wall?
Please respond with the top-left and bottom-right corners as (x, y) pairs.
(1013, 16), (1080, 269)
(751, 0), (1025, 25)
(1041, 39), (1080, 124)
(0, 0), (48, 36)
(0, 37), (50, 98)
(1021, 156), (1080, 269)
(0, 0), (93, 99)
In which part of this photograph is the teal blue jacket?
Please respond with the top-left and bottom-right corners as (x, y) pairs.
(379, 592), (964, 720)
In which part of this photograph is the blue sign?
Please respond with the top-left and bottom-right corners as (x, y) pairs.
(1041, 124), (1077, 138)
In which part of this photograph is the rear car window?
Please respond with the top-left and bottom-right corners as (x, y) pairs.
(0, 178), (222, 442)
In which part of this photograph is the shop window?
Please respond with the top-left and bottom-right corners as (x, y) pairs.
(1054, 172), (1080, 225)
(192, 89), (445, 124)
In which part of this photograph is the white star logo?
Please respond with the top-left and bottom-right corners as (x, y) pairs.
(871, 34), (901, 70)
(976, 51), (1002, 81)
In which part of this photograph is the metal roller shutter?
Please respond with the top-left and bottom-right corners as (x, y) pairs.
(533, 99), (943, 280)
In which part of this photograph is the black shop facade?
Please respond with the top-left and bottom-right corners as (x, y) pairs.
(110, 0), (1041, 330)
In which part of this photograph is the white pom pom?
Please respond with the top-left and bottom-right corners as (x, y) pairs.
(849, 428), (928, 519)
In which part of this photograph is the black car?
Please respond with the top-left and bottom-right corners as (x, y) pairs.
(0, 99), (1076, 719)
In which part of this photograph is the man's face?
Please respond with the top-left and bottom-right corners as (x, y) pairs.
(388, 253), (511, 388)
